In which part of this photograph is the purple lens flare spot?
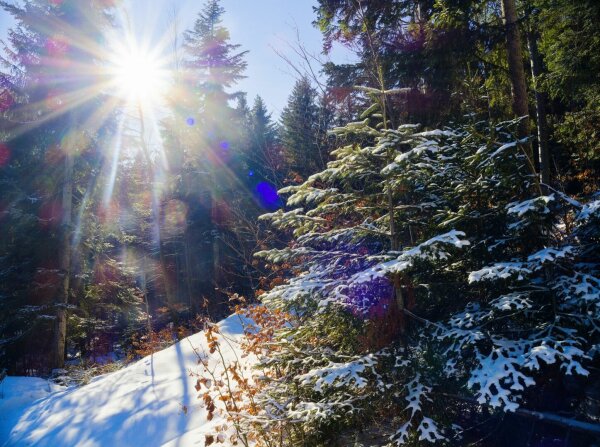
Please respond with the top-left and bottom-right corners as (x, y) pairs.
(254, 181), (281, 210)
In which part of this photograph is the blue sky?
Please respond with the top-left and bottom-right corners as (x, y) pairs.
(127, 0), (356, 116)
(0, 0), (356, 118)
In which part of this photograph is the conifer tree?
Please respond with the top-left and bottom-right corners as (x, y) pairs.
(280, 77), (324, 180)
(255, 92), (600, 443)
(500, 0), (530, 140)
(183, 0), (247, 125)
(0, 0), (123, 370)
(537, 0), (600, 190)
(246, 95), (280, 186)
(171, 0), (249, 314)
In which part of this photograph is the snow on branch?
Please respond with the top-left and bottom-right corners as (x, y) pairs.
(556, 273), (600, 304)
(468, 331), (590, 413)
(254, 247), (310, 264)
(506, 194), (554, 217)
(468, 340), (536, 412)
(475, 137), (529, 159)
(490, 292), (533, 311)
(389, 375), (446, 445)
(468, 262), (531, 283)
(283, 187), (339, 207)
(257, 208), (326, 234)
(417, 417), (447, 443)
(413, 129), (458, 138)
(470, 246), (574, 283)
(351, 230), (470, 284)
(296, 354), (377, 393)
(527, 246), (574, 266)
(523, 338), (589, 376)
(577, 198), (600, 221)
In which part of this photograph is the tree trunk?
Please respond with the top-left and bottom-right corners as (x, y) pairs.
(501, 0), (531, 144)
(50, 147), (73, 370)
(137, 104), (175, 305)
(527, 30), (551, 188)
(141, 255), (152, 334)
(394, 275), (406, 338)
(158, 242), (174, 304)
(211, 191), (222, 317)
(184, 234), (195, 310)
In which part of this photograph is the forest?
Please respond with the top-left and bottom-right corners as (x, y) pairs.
(0, 0), (599, 446)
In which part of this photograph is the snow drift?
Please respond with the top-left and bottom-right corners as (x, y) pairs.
(1, 314), (252, 447)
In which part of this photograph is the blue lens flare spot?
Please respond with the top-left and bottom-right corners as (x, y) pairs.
(220, 140), (230, 150)
(248, 170), (254, 177)
(254, 182), (281, 210)
(186, 117), (195, 126)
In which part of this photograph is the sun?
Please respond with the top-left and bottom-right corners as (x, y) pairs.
(109, 43), (169, 106)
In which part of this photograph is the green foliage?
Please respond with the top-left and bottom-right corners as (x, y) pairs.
(0, 0), (131, 373)
(537, 0), (600, 104)
(242, 95), (282, 186)
(535, 0), (600, 186)
(183, 0), (248, 104)
(280, 77), (328, 181)
(256, 94), (600, 444)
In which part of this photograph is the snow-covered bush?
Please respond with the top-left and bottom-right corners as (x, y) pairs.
(254, 96), (600, 445)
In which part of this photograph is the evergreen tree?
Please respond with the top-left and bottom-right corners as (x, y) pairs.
(316, 0), (482, 127)
(537, 0), (600, 190)
(245, 95), (280, 186)
(500, 0), (530, 140)
(0, 0), (128, 371)
(161, 0), (250, 316)
(255, 94), (600, 444)
(183, 0), (247, 124)
(280, 77), (323, 181)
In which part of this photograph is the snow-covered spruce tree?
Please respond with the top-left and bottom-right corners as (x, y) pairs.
(382, 120), (600, 444)
(252, 93), (600, 445)
(251, 88), (469, 444)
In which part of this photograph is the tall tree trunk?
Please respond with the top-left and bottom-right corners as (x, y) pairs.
(357, 0), (413, 345)
(211, 189), (222, 317)
(141, 255), (152, 334)
(379, 86), (407, 338)
(501, 0), (531, 144)
(51, 146), (73, 370)
(527, 30), (551, 188)
(184, 233), (195, 310)
(137, 104), (175, 305)
(158, 244), (174, 304)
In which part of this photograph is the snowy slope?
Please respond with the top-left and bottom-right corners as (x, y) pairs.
(1, 314), (253, 447)
(0, 377), (66, 443)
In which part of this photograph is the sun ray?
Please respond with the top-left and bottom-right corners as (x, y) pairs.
(102, 114), (126, 206)
(72, 168), (97, 250)
(2, 80), (118, 142)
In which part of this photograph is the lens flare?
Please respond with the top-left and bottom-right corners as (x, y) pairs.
(108, 42), (168, 107)
(254, 182), (281, 210)
(45, 35), (69, 57)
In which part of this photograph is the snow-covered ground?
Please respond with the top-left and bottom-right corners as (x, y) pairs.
(0, 314), (252, 447)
